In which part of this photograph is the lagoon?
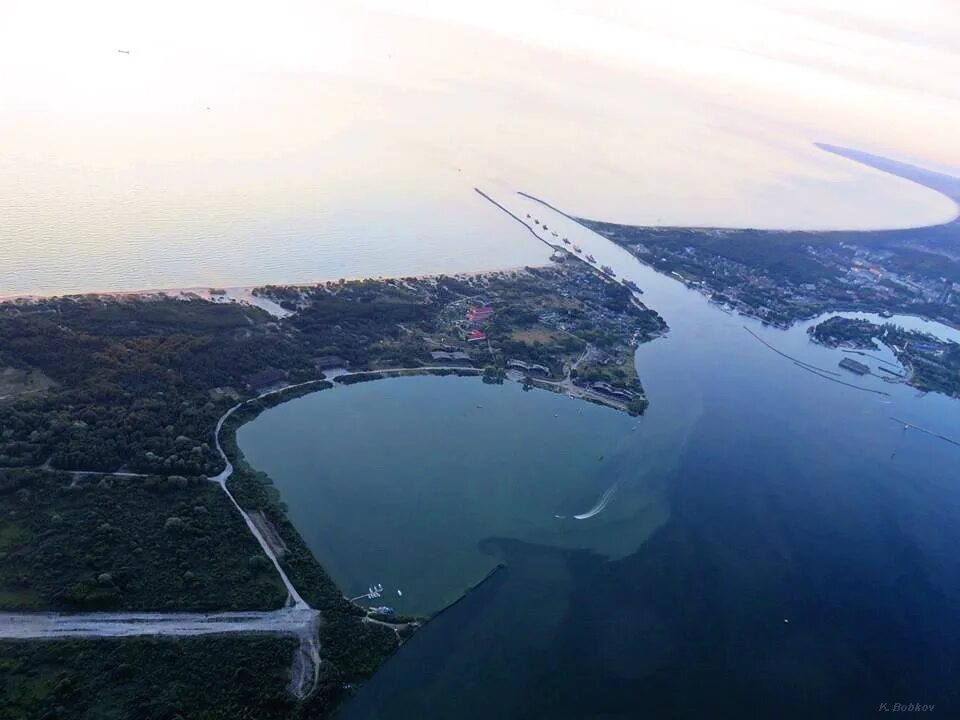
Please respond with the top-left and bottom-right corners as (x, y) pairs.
(237, 376), (669, 616)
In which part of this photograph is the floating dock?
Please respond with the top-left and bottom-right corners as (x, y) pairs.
(839, 357), (870, 375)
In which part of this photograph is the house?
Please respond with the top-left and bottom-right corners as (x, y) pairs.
(466, 330), (487, 342)
(506, 359), (550, 376)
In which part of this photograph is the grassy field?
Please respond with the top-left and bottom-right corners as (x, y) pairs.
(509, 327), (566, 345)
(0, 366), (55, 403)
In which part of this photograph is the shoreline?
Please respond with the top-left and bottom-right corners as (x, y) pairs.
(520, 142), (960, 235)
(0, 266), (539, 307)
(6, 143), (958, 307)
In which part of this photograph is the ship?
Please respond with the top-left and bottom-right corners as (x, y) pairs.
(572, 245), (582, 254)
(622, 279), (640, 292)
(562, 238), (570, 245)
(601, 265), (615, 276)
(839, 357), (869, 375)
(585, 254), (595, 262)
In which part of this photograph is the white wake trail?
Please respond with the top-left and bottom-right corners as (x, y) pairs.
(573, 483), (619, 520)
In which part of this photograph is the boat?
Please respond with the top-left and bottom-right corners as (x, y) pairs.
(562, 238), (570, 245)
(601, 265), (615, 276)
(585, 254), (596, 262)
(572, 245), (582, 253)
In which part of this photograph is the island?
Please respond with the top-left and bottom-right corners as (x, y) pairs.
(808, 316), (960, 398)
(0, 259), (664, 719)
(578, 148), (960, 331)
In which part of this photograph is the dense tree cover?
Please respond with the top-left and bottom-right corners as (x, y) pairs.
(590, 223), (842, 284)
(0, 637), (311, 720)
(0, 300), (319, 474)
(912, 343), (960, 397)
(0, 469), (285, 611)
(0, 270), (654, 716)
(808, 317), (879, 349)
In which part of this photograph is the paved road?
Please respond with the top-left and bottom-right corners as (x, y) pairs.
(0, 608), (318, 640)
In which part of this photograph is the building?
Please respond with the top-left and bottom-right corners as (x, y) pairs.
(466, 306), (494, 322)
(466, 330), (487, 342)
(506, 359), (550, 376)
(590, 381), (635, 400)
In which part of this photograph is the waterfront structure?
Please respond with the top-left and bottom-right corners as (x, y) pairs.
(839, 357), (870, 375)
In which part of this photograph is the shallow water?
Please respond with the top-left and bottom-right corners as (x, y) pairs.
(237, 377), (670, 616)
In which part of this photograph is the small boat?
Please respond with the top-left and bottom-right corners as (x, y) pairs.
(562, 238), (570, 245)
(585, 254), (595, 262)
(572, 245), (582, 254)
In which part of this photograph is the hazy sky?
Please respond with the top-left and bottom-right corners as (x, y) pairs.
(4, 0), (956, 162)
(1, 0), (959, 293)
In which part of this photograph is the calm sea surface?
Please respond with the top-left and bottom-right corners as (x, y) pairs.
(239, 199), (960, 718)
(3, 3), (957, 297)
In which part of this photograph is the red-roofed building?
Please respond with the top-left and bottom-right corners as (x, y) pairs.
(466, 329), (487, 342)
(466, 306), (494, 322)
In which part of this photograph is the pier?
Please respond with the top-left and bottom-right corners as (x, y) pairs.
(891, 417), (960, 448)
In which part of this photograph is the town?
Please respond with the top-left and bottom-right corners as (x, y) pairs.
(257, 258), (666, 414)
(581, 220), (960, 330)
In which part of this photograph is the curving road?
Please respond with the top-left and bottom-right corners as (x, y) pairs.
(1, 369), (468, 697)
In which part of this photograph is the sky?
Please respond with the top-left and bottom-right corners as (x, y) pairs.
(1, 0), (958, 293)
(3, 0), (956, 163)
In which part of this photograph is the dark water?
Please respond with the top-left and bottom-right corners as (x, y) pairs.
(240, 198), (960, 717)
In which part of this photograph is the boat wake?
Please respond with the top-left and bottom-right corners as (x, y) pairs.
(573, 483), (619, 520)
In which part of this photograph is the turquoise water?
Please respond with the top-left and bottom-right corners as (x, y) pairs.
(237, 377), (669, 615)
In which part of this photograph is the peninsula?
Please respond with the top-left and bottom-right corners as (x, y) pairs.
(0, 259), (663, 718)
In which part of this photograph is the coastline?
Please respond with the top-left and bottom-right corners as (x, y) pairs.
(5, 143), (958, 309)
(0, 266), (538, 308)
